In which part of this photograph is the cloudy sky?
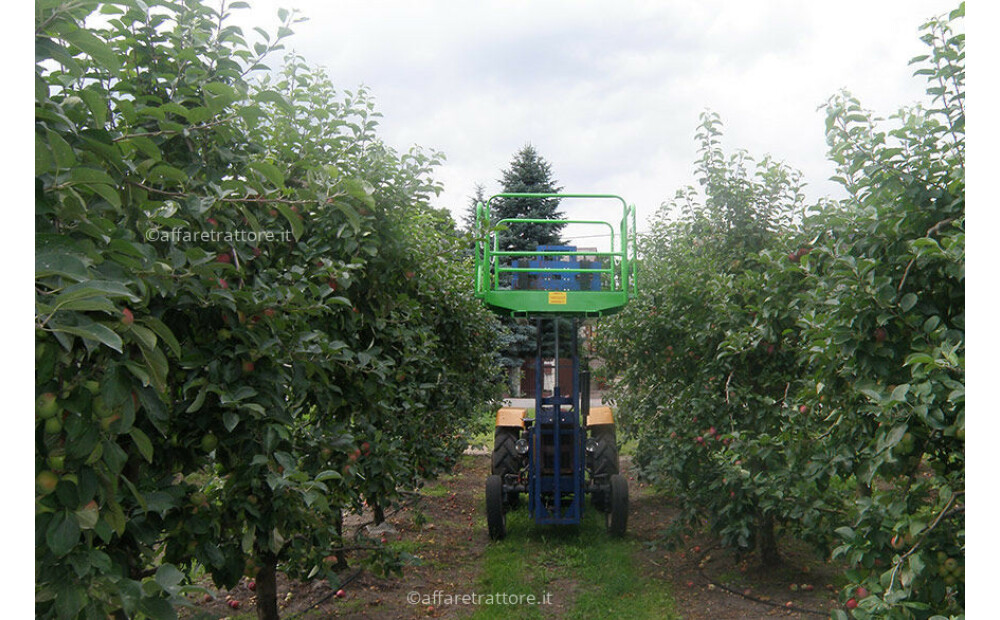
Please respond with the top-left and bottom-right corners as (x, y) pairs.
(231, 0), (959, 243)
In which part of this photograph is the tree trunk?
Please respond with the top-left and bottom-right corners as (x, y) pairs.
(255, 551), (280, 620)
(334, 509), (348, 570)
(757, 512), (781, 567)
(373, 502), (385, 526)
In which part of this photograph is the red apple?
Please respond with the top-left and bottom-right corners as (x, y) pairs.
(846, 597), (858, 609)
(247, 580), (256, 591)
(228, 600), (240, 609)
(335, 589), (346, 598)
(856, 586), (869, 599)
(217, 278), (229, 290)
(217, 252), (231, 264)
(207, 217), (218, 227)
(121, 307), (134, 326)
(242, 360), (255, 373)
(799, 405), (808, 414)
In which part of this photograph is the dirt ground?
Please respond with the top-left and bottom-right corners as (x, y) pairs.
(187, 454), (847, 619)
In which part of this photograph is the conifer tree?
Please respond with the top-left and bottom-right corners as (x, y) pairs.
(493, 145), (565, 252)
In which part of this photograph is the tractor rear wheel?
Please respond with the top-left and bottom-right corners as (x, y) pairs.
(492, 427), (521, 509)
(485, 474), (507, 540)
(589, 424), (619, 512)
(607, 473), (628, 537)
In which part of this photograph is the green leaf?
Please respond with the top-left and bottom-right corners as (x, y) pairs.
(148, 164), (188, 185)
(249, 161), (285, 188)
(55, 280), (138, 306)
(36, 135), (54, 175)
(186, 386), (208, 413)
(155, 564), (185, 593)
(51, 320), (123, 353)
(89, 183), (122, 208)
(52, 581), (86, 618)
(130, 427), (154, 463)
(899, 292), (918, 312)
(140, 344), (170, 394)
(78, 88), (109, 126)
(137, 596), (176, 620)
(223, 411), (240, 432)
(62, 28), (122, 73)
(274, 202), (303, 241)
(884, 424), (908, 450)
(315, 470), (342, 482)
(140, 316), (182, 358)
(834, 526), (855, 540)
(46, 129), (77, 169)
(46, 511), (81, 557)
(70, 166), (116, 187)
(36, 251), (90, 280)
(253, 89), (292, 113)
(342, 178), (376, 209)
(129, 324), (158, 351)
(904, 352), (934, 366)
(329, 199), (361, 232)
(73, 504), (100, 530)
(890, 383), (910, 402)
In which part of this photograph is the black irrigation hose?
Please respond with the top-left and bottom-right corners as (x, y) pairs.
(284, 568), (364, 620)
(693, 545), (830, 618)
(286, 492), (425, 618)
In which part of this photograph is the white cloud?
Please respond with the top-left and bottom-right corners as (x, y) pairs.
(232, 0), (959, 231)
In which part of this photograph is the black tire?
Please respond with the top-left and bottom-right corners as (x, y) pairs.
(491, 427), (521, 509)
(607, 473), (628, 537)
(486, 474), (507, 540)
(589, 425), (619, 512)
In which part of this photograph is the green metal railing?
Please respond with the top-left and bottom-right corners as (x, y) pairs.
(473, 193), (637, 317)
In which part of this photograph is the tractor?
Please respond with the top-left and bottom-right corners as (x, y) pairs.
(473, 193), (637, 539)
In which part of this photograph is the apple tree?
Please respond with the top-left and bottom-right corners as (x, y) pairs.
(594, 111), (833, 563)
(35, 2), (503, 619)
(796, 6), (965, 617)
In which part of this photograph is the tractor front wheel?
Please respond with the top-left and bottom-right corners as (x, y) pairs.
(606, 473), (628, 537)
(486, 474), (507, 540)
(492, 427), (521, 509)
(589, 424), (619, 512)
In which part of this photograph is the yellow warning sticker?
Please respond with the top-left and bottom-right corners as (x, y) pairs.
(548, 292), (567, 305)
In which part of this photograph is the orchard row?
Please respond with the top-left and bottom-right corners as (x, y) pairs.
(595, 6), (965, 619)
(35, 2), (503, 618)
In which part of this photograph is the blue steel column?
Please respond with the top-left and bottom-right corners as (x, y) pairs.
(533, 318), (543, 521)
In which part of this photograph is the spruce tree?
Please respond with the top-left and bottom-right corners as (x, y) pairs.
(493, 145), (565, 252)
(461, 182), (487, 234)
(487, 145), (575, 393)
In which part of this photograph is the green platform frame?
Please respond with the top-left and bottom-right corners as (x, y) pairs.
(473, 193), (638, 317)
